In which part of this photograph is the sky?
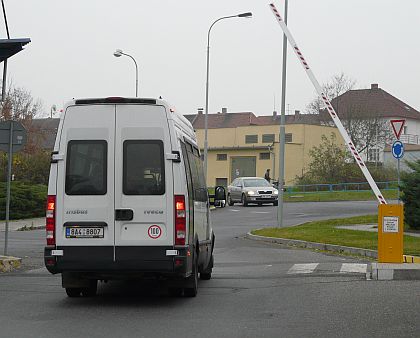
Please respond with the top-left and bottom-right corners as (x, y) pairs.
(4, 0), (420, 118)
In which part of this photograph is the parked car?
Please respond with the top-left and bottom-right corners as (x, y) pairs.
(227, 177), (278, 206)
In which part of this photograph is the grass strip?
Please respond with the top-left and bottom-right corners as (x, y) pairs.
(252, 214), (420, 256)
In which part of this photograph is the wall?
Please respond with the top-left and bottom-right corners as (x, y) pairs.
(194, 124), (340, 186)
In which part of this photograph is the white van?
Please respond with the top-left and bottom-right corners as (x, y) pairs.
(44, 97), (225, 297)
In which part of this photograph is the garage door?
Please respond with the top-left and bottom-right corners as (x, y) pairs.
(230, 156), (256, 181)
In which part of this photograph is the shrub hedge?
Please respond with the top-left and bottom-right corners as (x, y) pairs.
(400, 160), (420, 230)
(0, 182), (47, 220)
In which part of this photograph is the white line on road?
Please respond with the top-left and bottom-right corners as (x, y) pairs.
(340, 263), (367, 274)
(251, 211), (270, 214)
(229, 209), (240, 212)
(287, 263), (319, 274)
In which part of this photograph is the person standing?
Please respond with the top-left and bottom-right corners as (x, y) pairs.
(264, 169), (271, 182)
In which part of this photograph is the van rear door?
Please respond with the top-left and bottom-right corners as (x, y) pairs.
(56, 104), (115, 261)
(114, 104), (174, 256)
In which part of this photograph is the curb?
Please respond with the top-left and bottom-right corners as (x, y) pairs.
(16, 225), (45, 231)
(0, 255), (22, 272)
(246, 232), (420, 280)
(371, 263), (420, 280)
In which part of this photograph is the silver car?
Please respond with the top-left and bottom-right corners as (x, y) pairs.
(227, 177), (278, 206)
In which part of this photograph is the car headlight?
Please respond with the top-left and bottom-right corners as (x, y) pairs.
(247, 190), (255, 195)
(273, 189), (279, 195)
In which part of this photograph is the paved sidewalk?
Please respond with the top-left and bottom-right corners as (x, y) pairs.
(0, 218), (45, 232)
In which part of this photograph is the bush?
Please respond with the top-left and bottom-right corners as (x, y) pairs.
(0, 182), (47, 220)
(400, 160), (420, 230)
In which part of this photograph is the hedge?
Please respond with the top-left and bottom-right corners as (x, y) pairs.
(0, 182), (47, 220)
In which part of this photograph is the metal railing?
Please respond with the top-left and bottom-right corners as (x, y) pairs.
(284, 181), (399, 194)
(400, 134), (419, 145)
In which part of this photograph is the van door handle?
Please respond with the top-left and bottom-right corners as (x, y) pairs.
(115, 209), (134, 221)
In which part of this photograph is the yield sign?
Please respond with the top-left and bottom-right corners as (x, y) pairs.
(390, 119), (405, 139)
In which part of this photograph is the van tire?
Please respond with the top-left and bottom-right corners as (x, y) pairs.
(65, 288), (82, 298)
(184, 254), (198, 297)
(200, 255), (213, 280)
(81, 280), (97, 297)
(227, 194), (234, 206)
(168, 288), (183, 297)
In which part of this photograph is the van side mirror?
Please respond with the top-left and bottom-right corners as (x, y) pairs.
(214, 186), (226, 202)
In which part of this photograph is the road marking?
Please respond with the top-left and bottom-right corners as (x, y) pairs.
(340, 263), (367, 274)
(229, 209), (240, 212)
(287, 263), (319, 274)
(251, 211), (270, 214)
(26, 267), (48, 274)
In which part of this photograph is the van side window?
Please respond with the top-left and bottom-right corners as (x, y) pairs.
(65, 140), (107, 195)
(123, 140), (165, 195)
(185, 142), (207, 202)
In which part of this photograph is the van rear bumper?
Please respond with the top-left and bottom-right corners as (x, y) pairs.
(44, 245), (192, 278)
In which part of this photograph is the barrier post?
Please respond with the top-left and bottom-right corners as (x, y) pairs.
(378, 204), (404, 263)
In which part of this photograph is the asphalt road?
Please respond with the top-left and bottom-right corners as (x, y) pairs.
(0, 201), (419, 337)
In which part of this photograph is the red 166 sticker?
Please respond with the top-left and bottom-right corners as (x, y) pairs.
(148, 225), (162, 239)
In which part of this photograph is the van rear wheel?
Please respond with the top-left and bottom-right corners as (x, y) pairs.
(65, 288), (82, 298)
(184, 254), (198, 297)
(200, 255), (213, 280)
(81, 280), (97, 297)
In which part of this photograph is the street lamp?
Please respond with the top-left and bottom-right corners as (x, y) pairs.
(203, 12), (252, 181)
(113, 49), (139, 97)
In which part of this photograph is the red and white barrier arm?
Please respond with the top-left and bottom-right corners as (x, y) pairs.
(269, 2), (386, 205)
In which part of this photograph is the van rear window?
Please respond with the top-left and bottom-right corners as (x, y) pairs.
(123, 140), (165, 195)
(65, 141), (107, 195)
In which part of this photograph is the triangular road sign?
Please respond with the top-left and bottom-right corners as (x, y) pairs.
(390, 119), (405, 139)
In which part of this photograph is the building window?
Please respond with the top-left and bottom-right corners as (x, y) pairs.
(217, 153), (227, 161)
(215, 178), (228, 187)
(259, 152), (270, 160)
(262, 134), (275, 143)
(285, 133), (293, 143)
(368, 149), (379, 162)
(245, 135), (258, 144)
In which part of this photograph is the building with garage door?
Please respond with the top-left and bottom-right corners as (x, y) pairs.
(184, 109), (340, 187)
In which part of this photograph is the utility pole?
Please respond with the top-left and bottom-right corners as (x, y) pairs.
(277, 0), (288, 227)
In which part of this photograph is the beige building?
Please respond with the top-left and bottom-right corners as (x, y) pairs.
(185, 110), (340, 187)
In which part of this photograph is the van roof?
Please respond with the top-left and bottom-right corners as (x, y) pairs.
(64, 97), (197, 142)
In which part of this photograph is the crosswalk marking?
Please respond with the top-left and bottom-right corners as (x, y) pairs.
(340, 263), (367, 274)
(287, 263), (319, 274)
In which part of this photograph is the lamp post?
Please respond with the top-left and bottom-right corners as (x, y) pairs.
(204, 12), (252, 182)
(113, 49), (139, 97)
(278, 0), (288, 228)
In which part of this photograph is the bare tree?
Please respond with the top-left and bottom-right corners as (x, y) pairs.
(305, 72), (356, 115)
(0, 84), (44, 153)
(305, 73), (392, 161)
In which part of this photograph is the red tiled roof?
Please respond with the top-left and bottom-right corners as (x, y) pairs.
(328, 85), (420, 120)
(184, 112), (322, 129)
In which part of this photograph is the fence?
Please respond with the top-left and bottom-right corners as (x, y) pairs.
(284, 181), (399, 194)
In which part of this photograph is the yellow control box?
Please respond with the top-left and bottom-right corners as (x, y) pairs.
(378, 204), (404, 263)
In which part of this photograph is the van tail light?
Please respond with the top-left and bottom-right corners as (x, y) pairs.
(46, 195), (56, 246)
(174, 195), (186, 245)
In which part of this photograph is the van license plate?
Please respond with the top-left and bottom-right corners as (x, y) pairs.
(65, 227), (104, 238)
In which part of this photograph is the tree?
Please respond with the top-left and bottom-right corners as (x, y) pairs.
(295, 133), (397, 185)
(305, 72), (356, 115)
(301, 133), (348, 184)
(0, 84), (44, 154)
(305, 73), (393, 162)
(400, 160), (420, 230)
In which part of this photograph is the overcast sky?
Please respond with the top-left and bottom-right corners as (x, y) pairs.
(5, 0), (420, 117)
